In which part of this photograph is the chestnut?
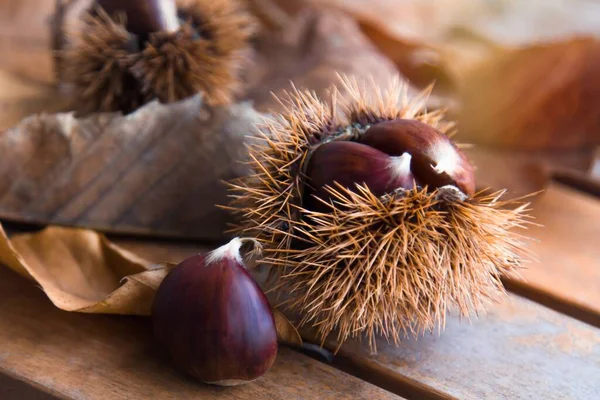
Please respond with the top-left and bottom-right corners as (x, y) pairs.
(96, 0), (180, 35)
(152, 238), (278, 386)
(359, 119), (475, 195)
(303, 140), (415, 210)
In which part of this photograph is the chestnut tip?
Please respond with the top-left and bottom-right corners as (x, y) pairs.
(96, 0), (180, 35)
(205, 237), (262, 265)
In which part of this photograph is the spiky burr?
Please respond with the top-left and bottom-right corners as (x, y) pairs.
(61, 0), (255, 115)
(226, 75), (532, 351)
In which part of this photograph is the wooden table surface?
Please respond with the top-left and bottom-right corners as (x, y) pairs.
(0, 182), (599, 399)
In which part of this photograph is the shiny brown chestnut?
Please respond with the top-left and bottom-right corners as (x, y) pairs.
(152, 238), (278, 386)
(358, 119), (475, 195)
(97, 0), (180, 35)
(303, 140), (415, 210)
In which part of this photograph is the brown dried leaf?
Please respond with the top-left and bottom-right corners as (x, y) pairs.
(280, 0), (600, 76)
(268, 1), (600, 151)
(0, 95), (263, 240)
(356, 21), (457, 93)
(243, 9), (400, 112)
(0, 224), (299, 342)
(0, 224), (157, 314)
(457, 38), (600, 150)
(254, 0), (484, 92)
(272, 308), (303, 346)
(0, 7), (411, 241)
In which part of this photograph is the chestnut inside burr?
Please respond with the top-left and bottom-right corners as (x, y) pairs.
(97, 0), (180, 36)
(95, 0), (208, 48)
(302, 118), (476, 210)
(359, 119), (475, 195)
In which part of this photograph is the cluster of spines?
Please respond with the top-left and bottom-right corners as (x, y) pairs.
(269, 184), (530, 349)
(62, 11), (145, 115)
(133, 0), (255, 106)
(63, 0), (254, 114)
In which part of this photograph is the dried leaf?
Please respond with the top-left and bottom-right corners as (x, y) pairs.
(0, 223), (300, 342)
(266, 1), (600, 151)
(255, 0), (486, 92)
(457, 38), (600, 150)
(357, 21), (456, 93)
(0, 224), (157, 314)
(272, 308), (303, 346)
(0, 95), (263, 240)
(0, 6), (414, 241)
(244, 9), (400, 112)
(281, 0), (600, 71)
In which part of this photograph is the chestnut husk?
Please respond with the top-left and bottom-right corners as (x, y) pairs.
(152, 239), (278, 386)
(61, 0), (255, 114)
(226, 76), (532, 351)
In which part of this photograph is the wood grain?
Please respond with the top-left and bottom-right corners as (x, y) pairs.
(113, 237), (600, 399)
(0, 266), (401, 400)
(503, 183), (600, 327)
(326, 295), (600, 400)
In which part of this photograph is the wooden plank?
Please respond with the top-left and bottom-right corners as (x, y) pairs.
(4, 194), (599, 399)
(113, 237), (600, 399)
(0, 267), (401, 400)
(503, 183), (600, 327)
(326, 295), (600, 400)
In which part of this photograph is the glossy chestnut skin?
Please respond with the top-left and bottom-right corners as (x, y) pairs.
(152, 243), (278, 386)
(304, 140), (415, 211)
(359, 119), (475, 195)
(97, 0), (179, 35)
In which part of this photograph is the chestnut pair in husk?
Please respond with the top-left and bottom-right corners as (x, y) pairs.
(303, 118), (475, 212)
(228, 76), (531, 351)
(61, 0), (254, 114)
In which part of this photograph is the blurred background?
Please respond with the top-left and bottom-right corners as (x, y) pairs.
(1, 0), (599, 196)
